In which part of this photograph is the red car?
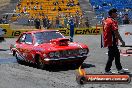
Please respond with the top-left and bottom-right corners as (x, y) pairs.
(10, 30), (89, 69)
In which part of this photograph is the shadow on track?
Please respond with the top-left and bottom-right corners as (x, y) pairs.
(17, 61), (96, 72)
(47, 63), (96, 72)
(0, 49), (10, 51)
(82, 63), (96, 68)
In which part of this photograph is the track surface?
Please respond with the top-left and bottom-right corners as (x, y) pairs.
(0, 35), (132, 88)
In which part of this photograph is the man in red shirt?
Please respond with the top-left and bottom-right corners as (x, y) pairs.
(102, 8), (128, 74)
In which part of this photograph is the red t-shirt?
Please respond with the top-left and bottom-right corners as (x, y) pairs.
(102, 17), (118, 47)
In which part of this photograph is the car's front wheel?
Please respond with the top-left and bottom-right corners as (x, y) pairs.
(15, 52), (22, 64)
(36, 56), (45, 69)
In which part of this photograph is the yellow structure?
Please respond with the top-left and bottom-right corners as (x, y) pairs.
(0, 24), (102, 37)
(16, 0), (82, 21)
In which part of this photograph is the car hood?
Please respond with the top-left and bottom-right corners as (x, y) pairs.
(35, 42), (88, 52)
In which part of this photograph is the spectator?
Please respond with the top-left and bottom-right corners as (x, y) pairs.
(66, 2), (70, 7)
(76, 10), (79, 16)
(27, 1), (29, 5)
(28, 6), (31, 10)
(102, 2), (107, 6)
(2, 17), (8, 24)
(29, 16), (34, 26)
(58, 7), (62, 11)
(17, 3), (21, 11)
(62, 0), (64, 4)
(34, 6), (37, 10)
(79, 15), (84, 27)
(40, 5), (43, 10)
(76, 2), (80, 6)
(31, 1), (34, 5)
(55, 17), (60, 28)
(117, 15), (123, 25)
(53, 7), (56, 11)
(42, 12), (44, 16)
(34, 18), (41, 29)
(36, 1), (39, 5)
(70, 0), (75, 7)
(122, 14), (130, 24)
(102, 8), (128, 74)
(53, 2), (57, 6)
(75, 15), (79, 27)
(46, 17), (51, 29)
(85, 17), (90, 27)
(64, 15), (68, 28)
(43, 16), (47, 28)
(23, 6), (27, 13)
(66, 0), (75, 7)
(69, 17), (75, 42)
(43, 16), (50, 29)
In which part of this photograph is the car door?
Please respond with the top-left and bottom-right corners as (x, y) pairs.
(16, 33), (26, 60)
(23, 33), (34, 62)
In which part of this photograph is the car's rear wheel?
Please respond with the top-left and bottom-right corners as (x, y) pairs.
(36, 56), (45, 69)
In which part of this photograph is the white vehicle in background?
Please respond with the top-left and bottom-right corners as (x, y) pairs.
(0, 28), (5, 42)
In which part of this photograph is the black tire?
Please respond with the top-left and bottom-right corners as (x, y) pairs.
(13, 51), (16, 56)
(15, 53), (22, 64)
(36, 56), (45, 69)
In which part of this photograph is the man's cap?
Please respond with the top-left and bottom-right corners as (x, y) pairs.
(108, 8), (117, 16)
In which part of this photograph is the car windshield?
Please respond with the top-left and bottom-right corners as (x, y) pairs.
(34, 31), (64, 44)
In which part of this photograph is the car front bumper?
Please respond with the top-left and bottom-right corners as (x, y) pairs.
(43, 55), (88, 65)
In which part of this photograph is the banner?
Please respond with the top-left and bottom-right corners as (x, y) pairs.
(0, 24), (103, 37)
(0, 24), (37, 37)
(57, 27), (102, 36)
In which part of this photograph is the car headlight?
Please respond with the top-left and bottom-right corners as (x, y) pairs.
(49, 52), (54, 58)
(79, 49), (83, 55)
(54, 51), (60, 57)
(79, 48), (89, 55)
(83, 49), (88, 54)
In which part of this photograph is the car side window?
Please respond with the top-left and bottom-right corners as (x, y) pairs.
(25, 34), (33, 44)
(18, 34), (26, 43)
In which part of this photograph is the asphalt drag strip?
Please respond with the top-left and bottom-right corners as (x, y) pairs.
(0, 36), (131, 88)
